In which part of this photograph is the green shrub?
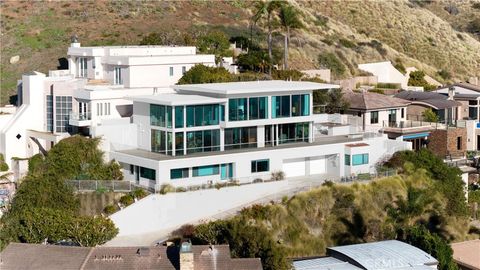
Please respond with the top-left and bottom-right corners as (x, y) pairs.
(0, 163), (8, 172)
(178, 65), (233, 84)
(369, 89), (385, 94)
(377, 82), (400, 89)
(338, 38), (356, 49)
(131, 188), (147, 199)
(119, 194), (134, 206)
(318, 52), (346, 78)
(159, 184), (175, 195)
(437, 69), (452, 80)
(271, 69), (303, 81)
(408, 70), (437, 91)
(103, 204), (118, 215)
(175, 187), (187, 192)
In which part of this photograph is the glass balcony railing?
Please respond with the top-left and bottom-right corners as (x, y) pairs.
(69, 111), (91, 121)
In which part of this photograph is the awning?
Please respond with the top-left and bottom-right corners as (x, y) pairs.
(403, 132), (430, 140)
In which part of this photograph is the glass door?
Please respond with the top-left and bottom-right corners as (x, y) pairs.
(220, 163), (233, 180)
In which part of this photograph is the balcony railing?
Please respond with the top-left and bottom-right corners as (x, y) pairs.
(382, 119), (466, 130)
(69, 111), (91, 121)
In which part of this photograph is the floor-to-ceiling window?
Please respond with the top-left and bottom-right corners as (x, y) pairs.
(150, 104), (173, 127)
(224, 127), (257, 150)
(55, 96), (72, 133)
(228, 98), (248, 121)
(78, 57), (87, 78)
(175, 106), (184, 128)
(248, 97), (268, 120)
(114, 67), (122, 85)
(291, 94), (310, 116)
(186, 105), (219, 127)
(186, 129), (220, 154)
(151, 129), (166, 154)
(175, 132), (184, 156)
(272, 95), (291, 118)
(278, 122), (309, 144)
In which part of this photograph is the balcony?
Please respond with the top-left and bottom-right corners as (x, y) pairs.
(69, 111), (92, 127)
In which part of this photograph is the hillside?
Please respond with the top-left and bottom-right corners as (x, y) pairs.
(1, 0), (480, 105)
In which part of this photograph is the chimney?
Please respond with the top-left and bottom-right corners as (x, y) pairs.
(448, 86), (455, 100)
(180, 241), (194, 270)
(70, 34), (81, 48)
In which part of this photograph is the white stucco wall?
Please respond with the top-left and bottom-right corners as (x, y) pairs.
(358, 61), (408, 89)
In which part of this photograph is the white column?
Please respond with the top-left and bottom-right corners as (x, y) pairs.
(257, 125), (265, 147)
(220, 128), (225, 151)
(172, 108), (176, 156)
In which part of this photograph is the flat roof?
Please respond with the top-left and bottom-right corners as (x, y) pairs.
(293, 257), (363, 270)
(132, 93), (226, 106)
(173, 80), (339, 95)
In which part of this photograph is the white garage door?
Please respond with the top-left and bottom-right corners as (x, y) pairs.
(283, 158), (306, 177)
(310, 156), (326, 175)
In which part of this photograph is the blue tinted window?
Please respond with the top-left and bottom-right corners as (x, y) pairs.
(192, 165), (219, 177)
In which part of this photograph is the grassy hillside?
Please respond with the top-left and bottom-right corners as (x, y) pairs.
(1, 0), (479, 105)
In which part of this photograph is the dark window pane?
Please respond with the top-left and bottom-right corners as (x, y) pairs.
(175, 106), (184, 128)
(186, 106), (194, 127)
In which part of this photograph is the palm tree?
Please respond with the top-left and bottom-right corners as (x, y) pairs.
(252, 0), (283, 74)
(279, 4), (303, 70)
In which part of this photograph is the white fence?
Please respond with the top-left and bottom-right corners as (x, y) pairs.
(66, 180), (133, 192)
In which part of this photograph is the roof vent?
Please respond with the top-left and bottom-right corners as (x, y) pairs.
(137, 247), (150, 257)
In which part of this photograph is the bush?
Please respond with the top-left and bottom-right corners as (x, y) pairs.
(318, 52), (346, 78)
(175, 187), (187, 192)
(0, 163), (8, 172)
(271, 171), (285, 181)
(159, 184), (175, 195)
(376, 82), (400, 89)
(119, 194), (134, 206)
(408, 70), (437, 91)
(103, 204), (118, 215)
(402, 226), (458, 270)
(177, 65), (233, 85)
(437, 69), (452, 81)
(271, 69), (303, 81)
(473, 2), (480, 9)
(131, 188), (147, 199)
(338, 38), (356, 49)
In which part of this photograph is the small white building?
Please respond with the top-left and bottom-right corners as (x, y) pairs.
(358, 61), (408, 89)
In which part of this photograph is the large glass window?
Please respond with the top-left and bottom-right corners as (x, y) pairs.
(273, 95), (290, 118)
(224, 127), (257, 150)
(151, 129), (166, 154)
(251, 159), (269, 173)
(229, 98), (248, 121)
(192, 165), (219, 177)
(371, 111), (379, 124)
(78, 57), (87, 78)
(278, 122), (309, 144)
(175, 132), (184, 156)
(469, 107), (478, 120)
(186, 129), (220, 154)
(289, 94), (310, 116)
(166, 106), (172, 128)
(55, 96), (72, 133)
(140, 167), (156, 180)
(352, 154), (369, 166)
(186, 105), (219, 127)
(171, 168), (189, 179)
(175, 106), (184, 128)
(150, 104), (164, 127)
(249, 97), (268, 120)
(345, 154), (351, 166)
(114, 67), (122, 85)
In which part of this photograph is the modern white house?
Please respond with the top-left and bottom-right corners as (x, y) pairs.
(0, 40), (216, 167)
(105, 81), (411, 190)
(358, 61), (408, 89)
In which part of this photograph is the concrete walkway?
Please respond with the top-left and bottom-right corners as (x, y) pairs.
(105, 175), (332, 247)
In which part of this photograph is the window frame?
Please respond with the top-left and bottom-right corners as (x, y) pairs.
(251, 159), (270, 173)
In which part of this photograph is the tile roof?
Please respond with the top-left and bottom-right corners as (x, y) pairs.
(0, 243), (263, 270)
(451, 240), (480, 270)
(343, 91), (409, 111)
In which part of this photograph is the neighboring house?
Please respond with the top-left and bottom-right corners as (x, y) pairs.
(342, 91), (409, 131)
(293, 240), (438, 270)
(104, 81), (410, 191)
(0, 40), (216, 169)
(451, 240), (480, 270)
(358, 61), (408, 89)
(0, 242), (263, 270)
(394, 90), (461, 123)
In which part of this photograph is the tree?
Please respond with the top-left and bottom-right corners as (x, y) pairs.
(401, 226), (459, 270)
(197, 31), (232, 63)
(314, 89), (350, 114)
(177, 65), (233, 84)
(279, 4), (303, 70)
(318, 52), (346, 78)
(193, 218), (291, 270)
(334, 210), (367, 245)
(70, 216), (118, 247)
(408, 70), (436, 91)
(252, 0), (284, 74)
(422, 108), (439, 123)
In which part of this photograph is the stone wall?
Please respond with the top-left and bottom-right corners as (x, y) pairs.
(428, 128), (467, 158)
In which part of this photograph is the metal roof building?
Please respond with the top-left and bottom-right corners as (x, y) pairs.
(293, 240), (438, 270)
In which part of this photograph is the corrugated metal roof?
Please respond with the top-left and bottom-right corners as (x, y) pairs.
(327, 240), (438, 270)
(293, 257), (363, 270)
